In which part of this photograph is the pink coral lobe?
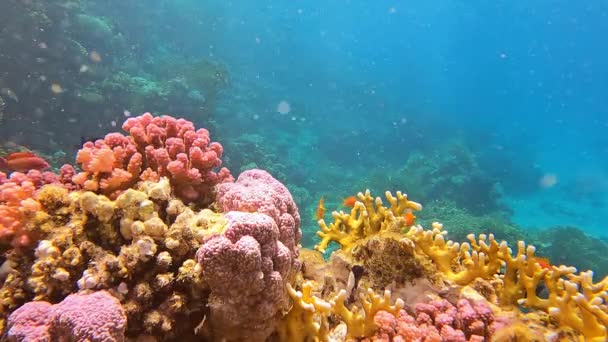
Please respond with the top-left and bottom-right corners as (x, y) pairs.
(7, 291), (126, 341)
(196, 175), (302, 341)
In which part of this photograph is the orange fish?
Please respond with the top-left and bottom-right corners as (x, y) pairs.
(343, 196), (357, 207)
(315, 196), (326, 220)
(0, 151), (50, 172)
(404, 211), (416, 226)
(534, 257), (552, 270)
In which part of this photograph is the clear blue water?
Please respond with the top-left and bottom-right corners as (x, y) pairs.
(1, 0), (607, 270)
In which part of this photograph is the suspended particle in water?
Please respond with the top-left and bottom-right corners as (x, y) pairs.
(67, 117), (78, 123)
(389, 7), (397, 14)
(111, 120), (117, 127)
(38, 42), (47, 49)
(499, 53), (508, 59)
(400, 117), (408, 124)
(50, 83), (64, 94)
(277, 101), (291, 114)
(123, 110), (131, 117)
(80, 65), (89, 73)
(539, 173), (558, 188)
(255, 37), (261, 44)
(89, 51), (102, 63)
(253, 114), (260, 120)
(291, 116), (296, 121)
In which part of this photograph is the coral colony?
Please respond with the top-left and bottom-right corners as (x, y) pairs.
(0, 113), (606, 341)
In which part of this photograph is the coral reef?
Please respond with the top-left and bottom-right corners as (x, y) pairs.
(1, 112), (606, 341)
(304, 190), (608, 341)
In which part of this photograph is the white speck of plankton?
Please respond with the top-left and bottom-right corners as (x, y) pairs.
(123, 110), (131, 117)
(277, 100), (291, 114)
(111, 120), (117, 127)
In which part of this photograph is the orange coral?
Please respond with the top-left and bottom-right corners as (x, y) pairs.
(0, 180), (41, 247)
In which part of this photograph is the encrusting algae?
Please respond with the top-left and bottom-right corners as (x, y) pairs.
(0, 113), (606, 342)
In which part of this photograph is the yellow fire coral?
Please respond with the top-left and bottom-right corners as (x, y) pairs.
(312, 189), (608, 341)
(315, 190), (422, 253)
(280, 280), (403, 341)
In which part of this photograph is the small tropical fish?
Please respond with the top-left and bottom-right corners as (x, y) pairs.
(404, 210), (416, 226)
(315, 196), (326, 220)
(343, 196), (357, 207)
(534, 256), (552, 270)
(0, 151), (50, 172)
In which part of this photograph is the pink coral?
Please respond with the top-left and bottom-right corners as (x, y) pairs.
(196, 210), (300, 341)
(216, 169), (301, 253)
(6, 301), (54, 341)
(367, 297), (503, 342)
(72, 113), (233, 204)
(7, 291), (126, 341)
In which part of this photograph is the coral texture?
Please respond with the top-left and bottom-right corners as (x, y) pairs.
(7, 291), (126, 341)
(73, 112), (233, 204)
(0, 169), (66, 248)
(196, 210), (300, 341)
(216, 168), (302, 253)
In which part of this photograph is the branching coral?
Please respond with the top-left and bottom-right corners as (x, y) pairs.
(281, 280), (404, 341)
(315, 190), (422, 253)
(72, 113), (233, 204)
(312, 190), (608, 341)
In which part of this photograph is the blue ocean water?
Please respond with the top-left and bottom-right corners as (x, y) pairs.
(203, 1), (608, 236)
(1, 0), (607, 269)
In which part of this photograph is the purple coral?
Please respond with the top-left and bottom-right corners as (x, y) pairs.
(7, 291), (126, 342)
(196, 210), (299, 341)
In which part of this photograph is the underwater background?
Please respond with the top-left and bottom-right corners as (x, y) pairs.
(1, 0), (607, 281)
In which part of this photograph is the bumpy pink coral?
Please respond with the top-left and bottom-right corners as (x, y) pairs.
(367, 297), (503, 342)
(196, 209), (300, 341)
(6, 301), (54, 341)
(72, 113), (233, 204)
(216, 169), (301, 252)
(7, 291), (126, 341)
